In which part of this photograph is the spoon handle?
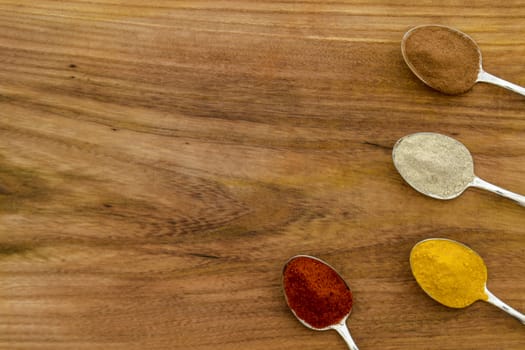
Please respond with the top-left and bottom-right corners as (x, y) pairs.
(333, 322), (360, 350)
(485, 288), (525, 325)
(470, 177), (525, 207)
(477, 71), (525, 96)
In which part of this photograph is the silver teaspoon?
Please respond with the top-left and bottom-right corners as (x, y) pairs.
(392, 132), (525, 207)
(283, 255), (359, 350)
(402, 24), (525, 96)
(411, 238), (525, 324)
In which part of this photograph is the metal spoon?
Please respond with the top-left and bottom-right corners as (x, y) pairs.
(392, 132), (525, 207)
(410, 238), (525, 324)
(282, 255), (359, 350)
(401, 24), (525, 96)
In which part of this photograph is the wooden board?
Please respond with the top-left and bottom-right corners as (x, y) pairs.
(1, 1), (524, 349)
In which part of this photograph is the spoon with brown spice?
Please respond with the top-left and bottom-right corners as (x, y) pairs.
(392, 132), (525, 206)
(401, 24), (525, 96)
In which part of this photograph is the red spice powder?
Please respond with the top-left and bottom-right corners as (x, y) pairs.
(283, 256), (353, 329)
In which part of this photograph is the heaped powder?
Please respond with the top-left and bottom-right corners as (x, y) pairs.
(393, 132), (475, 199)
(402, 25), (481, 94)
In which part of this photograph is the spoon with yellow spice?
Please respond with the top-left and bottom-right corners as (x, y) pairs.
(410, 238), (525, 324)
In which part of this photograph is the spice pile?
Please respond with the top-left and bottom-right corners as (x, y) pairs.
(402, 25), (481, 94)
(283, 256), (353, 329)
(392, 132), (474, 199)
(410, 239), (488, 308)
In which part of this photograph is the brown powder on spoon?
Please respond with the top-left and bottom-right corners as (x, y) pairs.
(402, 25), (481, 94)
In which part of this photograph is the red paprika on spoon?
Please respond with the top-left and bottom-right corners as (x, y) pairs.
(282, 255), (359, 350)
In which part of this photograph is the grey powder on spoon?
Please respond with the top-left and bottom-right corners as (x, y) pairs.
(392, 132), (474, 199)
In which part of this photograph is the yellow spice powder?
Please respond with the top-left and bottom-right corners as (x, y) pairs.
(410, 239), (488, 308)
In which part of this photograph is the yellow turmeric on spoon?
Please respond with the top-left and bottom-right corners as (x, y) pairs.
(410, 239), (488, 308)
(411, 238), (525, 323)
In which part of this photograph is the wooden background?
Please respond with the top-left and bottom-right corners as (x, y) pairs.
(1, 1), (524, 349)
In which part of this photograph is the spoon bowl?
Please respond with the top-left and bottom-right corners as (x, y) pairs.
(282, 255), (359, 350)
(392, 132), (525, 206)
(410, 238), (525, 324)
(401, 24), (525, 96)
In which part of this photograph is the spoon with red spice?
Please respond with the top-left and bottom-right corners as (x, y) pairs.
(401, 24), (525, 96)
(282, 255), (359, 350)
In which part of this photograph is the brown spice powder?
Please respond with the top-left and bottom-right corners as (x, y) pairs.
(402, 25), (481, 94)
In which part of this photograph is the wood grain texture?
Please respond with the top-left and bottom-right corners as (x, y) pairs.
(0, 1), (524, 349)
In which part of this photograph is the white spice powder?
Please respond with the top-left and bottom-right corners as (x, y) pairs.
(393, 133), (475, 199)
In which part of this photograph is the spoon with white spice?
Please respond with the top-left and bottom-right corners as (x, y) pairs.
(401, 24), (525, 96)
(392, 132), (525, 206)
